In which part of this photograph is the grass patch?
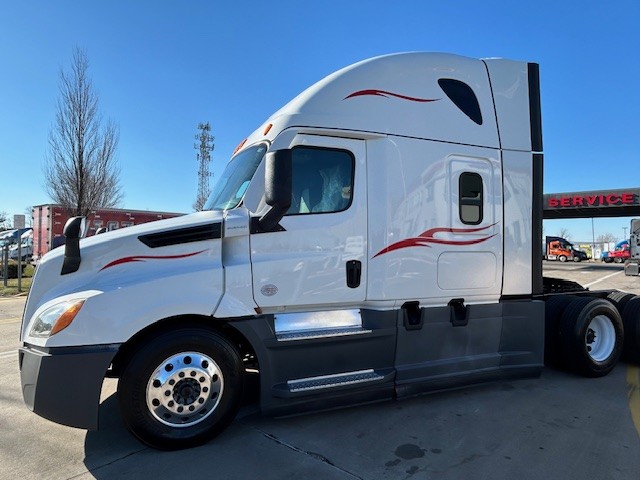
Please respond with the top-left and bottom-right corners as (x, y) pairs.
(0, 264), (34, 296)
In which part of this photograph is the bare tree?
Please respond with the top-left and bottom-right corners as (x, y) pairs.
(24, 206), (33, 227)
(597, 233), (616, 244)
(44, 47), (122, 217)
(0, 211), (9, 230)
(557, 228), (571, 240)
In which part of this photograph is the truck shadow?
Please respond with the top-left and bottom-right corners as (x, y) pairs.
(82, 374), (263, 475)
(544, 262), (625, 272)
(81, 365), (639, 479)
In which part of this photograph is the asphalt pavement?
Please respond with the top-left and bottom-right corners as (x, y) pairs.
(1, 262), (639, 479)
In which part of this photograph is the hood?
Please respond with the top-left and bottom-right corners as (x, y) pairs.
(23, 210), (224, 338)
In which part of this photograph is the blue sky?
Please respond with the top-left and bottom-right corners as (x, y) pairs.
(0, 1), (638, 243)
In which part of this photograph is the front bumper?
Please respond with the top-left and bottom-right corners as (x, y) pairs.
(19, 343), (119, 430)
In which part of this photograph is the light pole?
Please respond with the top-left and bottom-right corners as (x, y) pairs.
(591, 217), (596, 261)
(623, 226), (628, 240)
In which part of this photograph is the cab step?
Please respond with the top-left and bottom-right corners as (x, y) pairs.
(276, 326), (372, 342)
(287, 369), (384, 393)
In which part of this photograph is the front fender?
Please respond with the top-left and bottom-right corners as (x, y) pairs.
(24, 249), (223, 347)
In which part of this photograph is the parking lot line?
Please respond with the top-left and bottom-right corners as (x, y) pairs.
(0, 350), (17, 360)
(583, 270), (623, 288)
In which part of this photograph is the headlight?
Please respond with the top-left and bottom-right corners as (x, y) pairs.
(30, 300), (85, 338)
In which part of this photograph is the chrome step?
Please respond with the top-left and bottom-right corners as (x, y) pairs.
(287, 369), (384, 393)
(276, 326), (372, 342)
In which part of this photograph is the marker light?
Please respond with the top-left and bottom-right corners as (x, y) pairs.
(263, 123), (273, 135)
(233, 138), (247, 155)
(30, 300), (86, 338)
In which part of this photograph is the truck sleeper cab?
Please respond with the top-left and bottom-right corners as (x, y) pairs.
(20, 53), (628, 450)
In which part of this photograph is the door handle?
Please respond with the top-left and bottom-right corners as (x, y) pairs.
(346, 260), (361, 288)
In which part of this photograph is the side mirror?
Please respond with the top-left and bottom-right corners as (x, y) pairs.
(61, 216), (86, 275)
(259, 149), (292, 231)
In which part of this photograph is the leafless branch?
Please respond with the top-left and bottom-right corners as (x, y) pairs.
(45, 47), (121, 217)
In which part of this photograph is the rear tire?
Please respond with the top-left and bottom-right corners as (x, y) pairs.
(559, 297), (623, 377)
(118, 326), (244, 450)
(606, 291), (635, 316)
(621, 297), (640, 364)
(544, 295), (576, 366)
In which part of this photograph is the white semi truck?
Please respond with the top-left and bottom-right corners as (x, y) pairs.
(625, 219), (640, 276)
(19, 53), (640, 449)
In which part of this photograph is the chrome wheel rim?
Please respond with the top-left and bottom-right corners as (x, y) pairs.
(145, 351), (223, 427)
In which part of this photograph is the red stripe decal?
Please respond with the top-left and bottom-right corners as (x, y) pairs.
(344, 89), (439, 103)
(100, 250), (207, 271)
(373, 224), (497, 258)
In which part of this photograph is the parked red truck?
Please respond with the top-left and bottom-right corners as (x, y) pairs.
(605, 240), (630, 264)
(32, 204), (183, 262)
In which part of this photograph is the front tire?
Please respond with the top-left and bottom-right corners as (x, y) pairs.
(118, 326), (244, 450)
(559, 255), (567, 262)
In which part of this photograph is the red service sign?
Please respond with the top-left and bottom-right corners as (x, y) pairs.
(547, 192), (637, 208)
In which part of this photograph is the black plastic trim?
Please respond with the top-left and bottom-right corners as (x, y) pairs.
(19, 344), (118, 430)
(528, 63), (543, 152)
(250, 217), (286, 234)
(532, 153), (544, 295)
(138, 223), (221, 248)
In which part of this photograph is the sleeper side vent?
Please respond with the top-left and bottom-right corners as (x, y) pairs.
(438, 78), (483, 125)
(139, 223), (222, 248)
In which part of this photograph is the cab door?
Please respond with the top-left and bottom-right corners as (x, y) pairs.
(250, 135), (367, 309)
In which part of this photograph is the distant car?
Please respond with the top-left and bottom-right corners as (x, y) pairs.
(0, 229), (18, 247)
(601, 251), (610, 262)
(0, 228), (32, 248)
(8, 236), (33, 261)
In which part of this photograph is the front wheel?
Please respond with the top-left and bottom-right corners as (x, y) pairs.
(118, 326), (244, 450)
(614, 257), (624, 264)
(559, 255), (567, 262)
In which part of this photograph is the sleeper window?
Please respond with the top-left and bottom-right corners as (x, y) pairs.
(287, 147), (354, 215)
(459, 172), (483, 225)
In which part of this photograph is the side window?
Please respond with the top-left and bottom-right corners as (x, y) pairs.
(107, 221), (119, 231)
(459, 172), (483, 225)
(287, 147), (354, 215)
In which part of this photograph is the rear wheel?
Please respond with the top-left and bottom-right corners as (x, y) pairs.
(621, 297), (640, 364)
(118, 326), (244, 450)
(544, 295), (576, 366)
(559, 297), (623, 377)
(614, 257), (623, 263)
(606, 291), (635, 316)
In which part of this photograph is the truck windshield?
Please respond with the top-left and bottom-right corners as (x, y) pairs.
(205, 143), (267, 211)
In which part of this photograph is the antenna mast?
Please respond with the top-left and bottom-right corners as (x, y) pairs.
(194, 122), (215, 211)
